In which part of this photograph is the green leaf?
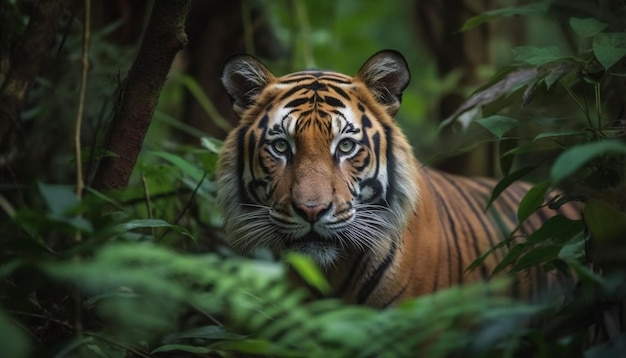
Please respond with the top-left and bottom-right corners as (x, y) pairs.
(153, 110), (209, 139)
(550, 140), (626, 184)
(284, 253), (332, 295)
(569, 17), (607, 38)
(152, 344), (211, 354)
(593, 32), (626, 70)
(38, 182), (79, 216)
(150, 151), (205, 183)
(512, 245), (561, 272)
(517, 181), (550, 223)
(108, 218), (193, 239)
(543, 62), (577, 89)
(583, 199), (626, 243)
(512, 46), (567, 66)
(533, 129), (585, 141)
(486, 166), (538, 209)
(111, 218), (176, 231)
(493, 244), (528, 275)
(0, 309), (30, 358)
(476, 115), (518, 138)
(526, 215), (584, 245)
(461, 2), (549, 31)
(200, 137), (223, 154)
(176, 74), (232, 132)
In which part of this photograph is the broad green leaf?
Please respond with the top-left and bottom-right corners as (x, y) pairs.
(153, 110), (209, 139)
(512, 245), (561, 272)
(486, 166), (538, 209)
(512, 46), (567, 66)
(111, 218), (178, 232)
(493, 243), (528, 275)
(284, 253), (332, 294)
(526, 215), (584, 245)
(533, 129), (585, 141)
(567, 260), (606, 290)
(466, 233), (514, 273)
(550, 140), (626, 184)
(152, 344), (211, 354)
(476, 115), (518, 138)
(461, 2), (549, 31)
(583, 199), (626, 243)
(176, 74), (232, 132)
(517, 181), (550, 223)
(593, 32), (626, 69)
(200, 137), (223, 154)
(558, 232), (586, 260)
(0, 309), (30, 358)
(543, 62), (577, 89)
(38, 182), (79, 216)
(108, 218), (194, 239)
(569, 17), (607, 38)
(150, 151), (205, 182)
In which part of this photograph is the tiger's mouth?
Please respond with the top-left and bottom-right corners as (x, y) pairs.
(284, 232), (336, 251)
(282, 232), (341, 267)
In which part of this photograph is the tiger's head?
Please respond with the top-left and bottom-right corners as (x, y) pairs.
(218, 50), (420, 267)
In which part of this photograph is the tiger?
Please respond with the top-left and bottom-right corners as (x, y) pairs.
(216, 50), (580, 308)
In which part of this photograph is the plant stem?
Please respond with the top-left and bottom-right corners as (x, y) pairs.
(594, 82), (602, 129)
(75, 0), (90, 201)
(561, 80), (593, 130)
(73, 0), (91, 341)
(141, 173), (156, 238)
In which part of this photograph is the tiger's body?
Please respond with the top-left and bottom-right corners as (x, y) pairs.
(217, 50), (578, 307)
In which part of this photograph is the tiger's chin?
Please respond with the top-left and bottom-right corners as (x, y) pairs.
(283, 233), (342, 268)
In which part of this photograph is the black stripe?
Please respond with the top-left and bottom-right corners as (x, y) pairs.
(328, 83), (350, 100)
(279, 85), (307, 100)
(467, 188), (501, 258)
(236, 126), (252, 203)
(429, 177), (464, 283)
(357, 242), (397, 304)
(383, 124), (395, 203)
(324, 95), (345, 108)
(439, 176), (492, 279)
(380, 283), (409, 308)
(335, 256), (365, 298)
(371, 132), (380, 177)
(284, 97), (309, 108)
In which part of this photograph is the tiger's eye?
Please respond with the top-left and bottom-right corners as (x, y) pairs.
(337, 138), (356, 154)
(272, 139), (289, 153)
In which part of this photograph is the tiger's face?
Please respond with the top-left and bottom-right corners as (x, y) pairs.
(218, 51), (419, 267)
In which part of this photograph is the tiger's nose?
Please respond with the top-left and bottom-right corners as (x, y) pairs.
(294, 203), (329, 222)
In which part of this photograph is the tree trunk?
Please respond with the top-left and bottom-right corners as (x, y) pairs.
(92, 0), (190, 192)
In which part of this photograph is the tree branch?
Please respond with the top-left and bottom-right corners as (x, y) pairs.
(92, 0), (190, 192)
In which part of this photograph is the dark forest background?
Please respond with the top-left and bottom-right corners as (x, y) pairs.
(1, 0), (625, 357)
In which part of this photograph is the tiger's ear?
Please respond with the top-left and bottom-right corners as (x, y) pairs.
(356, 50), (410, 117)
(221, 54), (275, 117)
